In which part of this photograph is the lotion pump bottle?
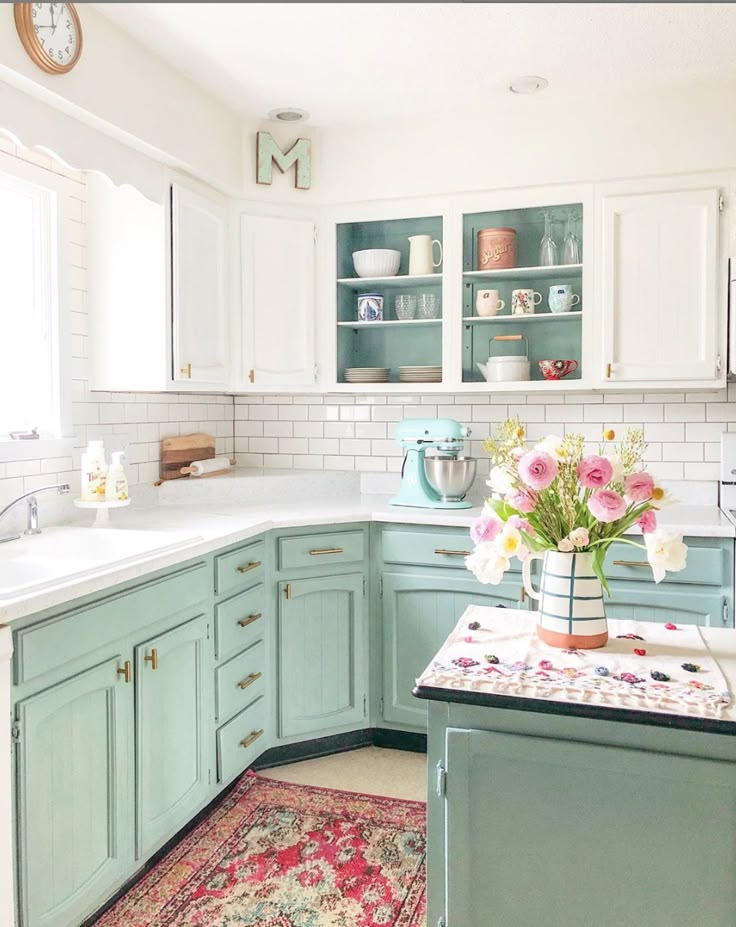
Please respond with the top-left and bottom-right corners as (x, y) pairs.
(105, 451), (129, 502)
(81, 440), (107, 502)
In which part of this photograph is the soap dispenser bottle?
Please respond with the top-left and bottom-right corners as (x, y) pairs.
(81, 440), (107, 502)
(105, 451), (129, 502)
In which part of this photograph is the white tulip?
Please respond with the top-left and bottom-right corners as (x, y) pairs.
(465, 543), (511, 585)
(495, 524), (522, 559)
(605, 453), (624, 485)
(487, 466), (516, 495)
(645, 529), (687, 583)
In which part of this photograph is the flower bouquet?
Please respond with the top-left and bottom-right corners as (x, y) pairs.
(466, 420), (687, 649)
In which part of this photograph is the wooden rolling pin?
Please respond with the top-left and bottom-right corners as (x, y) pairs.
(180, 456), (232, 478)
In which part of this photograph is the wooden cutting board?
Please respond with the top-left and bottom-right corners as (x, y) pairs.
(161, 433), (216, 481)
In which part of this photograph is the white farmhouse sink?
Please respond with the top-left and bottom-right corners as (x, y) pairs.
(0, 526), (201, 598)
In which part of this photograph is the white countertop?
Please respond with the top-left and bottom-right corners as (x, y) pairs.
(0, 469), (732, 625)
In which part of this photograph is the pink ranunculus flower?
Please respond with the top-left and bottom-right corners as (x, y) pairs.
(470, 514), (502, 546)
(508, 487), (538, 514)
(577, 455), (614, 489)
(518, 451), (558, 491)
(624, 471), (655, 503)
(588, 489), (627, 523)
(508, 514), (533, 535)
(637, 510), (658, 534)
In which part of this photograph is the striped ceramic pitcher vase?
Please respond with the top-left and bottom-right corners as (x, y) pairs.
(522, 550), (608, 649)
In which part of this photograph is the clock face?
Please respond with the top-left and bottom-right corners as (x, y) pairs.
(15, 2), (83, 74)
(31, 3), (79, 69)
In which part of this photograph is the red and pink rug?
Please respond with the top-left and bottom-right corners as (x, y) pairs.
(95, 771), (426, 927)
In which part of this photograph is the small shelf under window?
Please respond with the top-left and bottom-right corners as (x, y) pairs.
(463, 263), (582, 282)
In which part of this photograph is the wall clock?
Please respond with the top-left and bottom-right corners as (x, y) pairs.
(14, 3), (83, 75)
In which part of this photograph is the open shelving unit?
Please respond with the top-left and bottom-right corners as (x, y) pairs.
(462, 203), (584, 384)
(336, 215), (443, 384)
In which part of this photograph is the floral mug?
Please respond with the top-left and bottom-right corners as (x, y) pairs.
(539, 358), (579, 380)
(511, 288), (542, 315)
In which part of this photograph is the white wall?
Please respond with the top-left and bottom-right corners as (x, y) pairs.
(317, 79), (736, 204)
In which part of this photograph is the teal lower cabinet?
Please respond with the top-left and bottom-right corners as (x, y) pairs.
(15, 657), (133, 927)
(135, 614), (213, 860)
(605, 582), (730, 627)
(381, 571), (522, 729)
(426, 701), (736, 927)
(278, 572), (367, 737)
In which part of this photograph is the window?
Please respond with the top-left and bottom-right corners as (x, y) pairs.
(0, 163), (60, 437)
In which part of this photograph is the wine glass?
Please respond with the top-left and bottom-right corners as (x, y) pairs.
(563, 211), (581, 265)
(539, 211), (558, 266)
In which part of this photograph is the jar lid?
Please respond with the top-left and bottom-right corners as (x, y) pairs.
(478, 227), (516, 234)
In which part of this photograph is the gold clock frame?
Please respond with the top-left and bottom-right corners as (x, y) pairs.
(14, 2), (83, 75)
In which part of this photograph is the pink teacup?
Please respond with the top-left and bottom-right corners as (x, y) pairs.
(539, 359), (578, 380)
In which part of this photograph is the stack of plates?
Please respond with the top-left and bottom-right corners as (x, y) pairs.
(399, 366), (442, 383)
(344, 367), (390, 383)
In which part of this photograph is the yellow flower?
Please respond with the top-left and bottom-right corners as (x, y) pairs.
(603, 429), (616, 441)
(515, 426), (525, 440)
(651, 487), (664, 502)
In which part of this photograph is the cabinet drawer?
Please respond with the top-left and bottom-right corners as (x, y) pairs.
(381, 530), (520, 573)
(216, 641), (266, 725)
(217, 695), (267, 783)
(278, 530), (365, 571)
(215, 539), (265, 599)
(215, 584), (265, 661)
(15, 562), (208, 685)
(606, 541), (724, 586)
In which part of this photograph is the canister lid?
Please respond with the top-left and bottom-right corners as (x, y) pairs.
(478, 227), (516, 234)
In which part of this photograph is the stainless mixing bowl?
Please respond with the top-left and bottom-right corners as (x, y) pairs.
(424, 456), (477, 502)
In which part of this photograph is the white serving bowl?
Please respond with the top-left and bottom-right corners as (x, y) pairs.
(352, 249), (401, 278)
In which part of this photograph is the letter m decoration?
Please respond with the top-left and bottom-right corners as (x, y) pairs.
(256, 131), (311, 190)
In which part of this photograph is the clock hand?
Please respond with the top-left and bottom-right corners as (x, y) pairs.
(49, 3), (57, 34)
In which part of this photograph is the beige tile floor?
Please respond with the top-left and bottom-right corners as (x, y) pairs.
(260, 746), (427, 802)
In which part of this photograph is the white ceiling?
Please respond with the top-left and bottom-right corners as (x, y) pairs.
(93, 2), (736, 127)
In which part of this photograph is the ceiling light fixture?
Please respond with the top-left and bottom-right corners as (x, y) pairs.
(509, 76), (548, 95)
(267, 107), (309, 122)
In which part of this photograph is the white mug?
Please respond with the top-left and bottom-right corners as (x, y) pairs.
(476, 289), (505, 317)
(511, 288), (542, 315)
(548, 285), (580, 314)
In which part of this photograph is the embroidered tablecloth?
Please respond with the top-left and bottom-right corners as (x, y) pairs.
(417, 606), (731, 717)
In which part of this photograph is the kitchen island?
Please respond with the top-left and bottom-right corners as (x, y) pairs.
(415, 606), (736, 927)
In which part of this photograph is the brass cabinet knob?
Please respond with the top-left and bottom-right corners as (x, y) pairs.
(180, 362), (192, 378)
(236, 561), (262, 574)
(238, 613), (262, 628)
(144, 648), (158, 670)
(237, 672), (262, 690)
(240, 729), (264, 749)
(117, 660), (131, 684)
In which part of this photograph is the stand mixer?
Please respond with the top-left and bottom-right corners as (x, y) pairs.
(390, 418), (477, 509)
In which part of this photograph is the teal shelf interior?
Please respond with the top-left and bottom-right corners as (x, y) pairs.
(337, 324), (442, 382)
(463, 203), (582, 273)
(336, 215), (443, 280)
(339, 278), (442, 323)
(463, 270), (583, 321)
(462, 315), (583, 384)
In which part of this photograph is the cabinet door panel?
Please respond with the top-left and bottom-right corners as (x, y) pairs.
(445, 728), (736, 927)
(241, 214), (315, 388)
(382, 571), (521, 729)
(279, 573), (366, 737)
(16, 658), (132, 927)
(601, 185), (719, 382)
(605, 582), (729, 628)
(171, 184), (229, 386)
(135, 615), (213, 859)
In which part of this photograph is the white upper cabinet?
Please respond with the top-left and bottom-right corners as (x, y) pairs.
(598, 180), (723, 385)
(240, 214), (316, 389)
(171, 182), (230, 388)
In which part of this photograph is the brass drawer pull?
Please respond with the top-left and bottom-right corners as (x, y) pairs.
(117, 660), (131, 684)
(285, 583), (292, 600)
(434, 548), (471, 557)
(520, 585), (526, 604)
(180, 362), (192, 378)
(238, 612), (262, 628)
(237, 561), (262, 574)
(613, 560), (650, 569)
(309, 547), (344, 556)
(238, 672), (262, 690)
(240, 729), (264, 749)
(144, 648), (158, 670)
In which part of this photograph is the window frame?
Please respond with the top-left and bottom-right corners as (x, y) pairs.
(0, 149), (73, 449)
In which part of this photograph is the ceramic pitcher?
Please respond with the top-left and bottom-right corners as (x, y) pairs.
(408, 235), (443, 275)
(522, 550), (608, 649)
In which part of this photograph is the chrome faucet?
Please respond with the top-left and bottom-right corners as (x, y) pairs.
(0, 483), (70, 543)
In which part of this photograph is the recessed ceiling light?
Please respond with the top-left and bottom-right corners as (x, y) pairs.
(267, 107), (309, 123)
(509, 76), (548, 95)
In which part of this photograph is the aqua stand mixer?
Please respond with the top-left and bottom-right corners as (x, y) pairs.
(390, 418), (477, 509)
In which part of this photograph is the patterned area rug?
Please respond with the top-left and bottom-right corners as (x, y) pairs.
(95, 771), (426, 927)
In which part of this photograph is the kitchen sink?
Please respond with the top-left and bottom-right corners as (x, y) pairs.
(0, 526), (202, 598)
